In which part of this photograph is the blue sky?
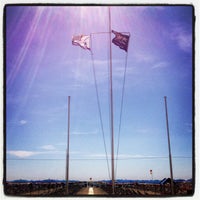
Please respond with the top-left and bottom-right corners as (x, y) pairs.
(6, 5), (193, 181)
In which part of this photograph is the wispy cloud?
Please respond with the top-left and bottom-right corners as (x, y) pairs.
(116, 154), (162, 159)
(117, 154), (171, 160)
(7, 149), (65, 158)
(40, 145), (56, 150)
(86, 153), (167, 160)
(152, 61), (168, 69)
(170, 23), (192, 53)
(56, 142), (66, 146)
(132, 6), (166, 13)
(7, 149), (168, 160)
(7, 120), (28, 126)
(69, 58), (128, 87)
(19, 120), (27, 125)
(70, 151), (83, 155)
(71, 130), (98, 135)
(87, 153), (110, 158)
(133, 51), (156, 63)
(7, 150), (41, 158)
(185, 122), (192, 127)
(175, 33), (192, 53)
(185, 122), (193, 133)
(29, 104), (67, 121)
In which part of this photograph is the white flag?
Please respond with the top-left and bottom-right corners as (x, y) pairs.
(72, 35), (90, 50)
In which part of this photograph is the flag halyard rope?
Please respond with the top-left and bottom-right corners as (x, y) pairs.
(115, 33), (130, 178)
(90, 34), (111, 180)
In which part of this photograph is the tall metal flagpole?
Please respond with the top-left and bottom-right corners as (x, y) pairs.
(66, 96), (70, 195)
(108, 7), (115, 195)
(164, 96), (174, 195)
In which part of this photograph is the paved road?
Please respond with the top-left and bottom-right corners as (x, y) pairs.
(76, 187), (108, 195)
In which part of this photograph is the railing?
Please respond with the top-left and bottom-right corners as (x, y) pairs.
(4, 181), (193, 196)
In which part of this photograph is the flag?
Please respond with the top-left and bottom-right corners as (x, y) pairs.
(112, 30), (130, 52)
(72, 35), (90, 50)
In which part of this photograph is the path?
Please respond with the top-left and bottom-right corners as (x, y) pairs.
(76, 187), (108, 195)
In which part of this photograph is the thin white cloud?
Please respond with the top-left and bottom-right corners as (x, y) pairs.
(133, 6), (166, 12)
(92, 59), (109, 66)
(68, 58), (128, 87)
(170, 23), (192, 53)
(70, 151), (82, 155)
(152, 61), (168, 69)
(133, 51), (156, 63)
(88, 153), (111, 158)
(40, 145), (56, 150)
(7, 150), (65, 158)
(185, 122), (192, 127)
(92, 59), (122, 66)
(86, 153), (167, 160)
(177, 33), (192, 52)
(19, 120), (27, 125)
(7, 150), (41, 158)
(56, 142), (66, 146)
(71, 130), (98, 135)
(185, 122), (193, 133)
(116, 154), (169, 160)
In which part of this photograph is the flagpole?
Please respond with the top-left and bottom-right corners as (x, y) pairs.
(164, 96), (174, 195)
(66, 96), (70, 195)
(108, 6), (115, 195)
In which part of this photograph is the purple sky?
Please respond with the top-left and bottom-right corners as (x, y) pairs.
(5, 5), (194, 181)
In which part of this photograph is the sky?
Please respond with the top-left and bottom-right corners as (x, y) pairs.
(5, 5), (194, 181)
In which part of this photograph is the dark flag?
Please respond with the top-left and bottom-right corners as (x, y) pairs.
(112, 30), (130, 52)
